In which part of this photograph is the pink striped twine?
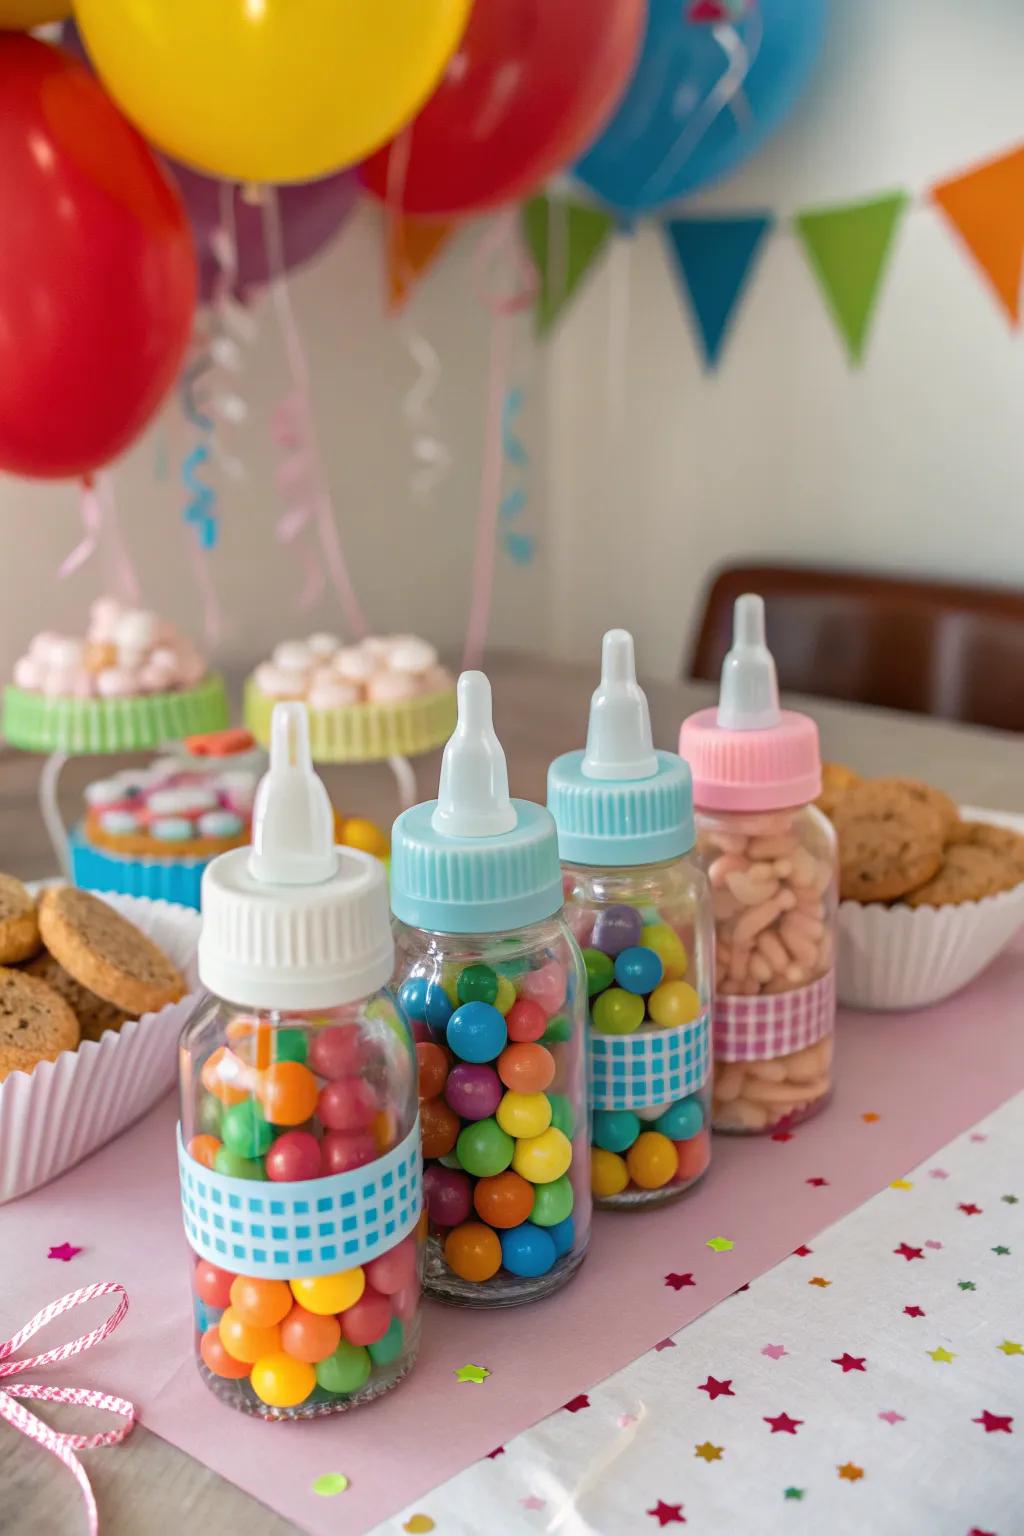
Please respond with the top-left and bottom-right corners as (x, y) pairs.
(0, 1282), (134, 1536)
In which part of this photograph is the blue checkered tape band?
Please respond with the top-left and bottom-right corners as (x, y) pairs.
(590, 1014), (711, 1111)
(178, 1116), (422, 1280)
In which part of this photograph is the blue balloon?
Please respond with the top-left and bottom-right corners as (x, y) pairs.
(574, 0), (828, 216)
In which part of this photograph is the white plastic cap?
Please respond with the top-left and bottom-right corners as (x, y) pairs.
(198, 702), (393, 1009)
(430, 671), (518, 839)
(582, 629), (658, 781)
(716, 594), (782, 732)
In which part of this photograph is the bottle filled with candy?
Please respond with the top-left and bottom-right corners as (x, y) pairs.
(549, 631), (714, 1208)
(391, 671), (591, 1305)
(679, 595), (838, 1134)
(179, 703), (422, 1418)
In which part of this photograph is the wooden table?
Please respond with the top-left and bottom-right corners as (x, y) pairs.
(3, 653), (1023, 1536)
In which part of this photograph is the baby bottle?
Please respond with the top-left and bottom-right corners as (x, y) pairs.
(390, 671), (591, 1306)
(679, 595), (838, 1134)
(178, 703), (422, 1418)
(549, 631), (714, 1208)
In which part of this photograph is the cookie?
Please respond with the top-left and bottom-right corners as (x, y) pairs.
(0, 873), (41, 964)
(832, 785), (944, 904)
(905, 843), (1020, 908)
(0, 967), (80, 1081)
(816, 762), (862, 817)
(23, 950), (131, 1044)
(841, 777), (959, 840)
(38, 887), (185, 1016)
(945, 821), (1024, 875)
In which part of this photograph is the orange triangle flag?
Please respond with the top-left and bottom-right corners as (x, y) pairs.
(386, 212), (455, 312)
(931, 144), (1024, 325)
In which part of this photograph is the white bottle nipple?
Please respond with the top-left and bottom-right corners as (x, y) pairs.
(431, 671), (518, 839)
(248, 702), (338, 885)
(582, 629), (658, 782)
(716, 594), (782, 731)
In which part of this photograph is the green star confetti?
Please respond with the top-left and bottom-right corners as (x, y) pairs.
(706, 1236), (734, 1253)
(992, 1246), (1011, 1256)
(455, 1363), (491, 1385)
(312, 1474), (349, 1497)
(784, 1487), (805, 1501)
(957, 1280), (977, 1291)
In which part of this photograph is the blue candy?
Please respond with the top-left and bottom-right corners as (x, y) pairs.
(593, 1108), (641, 1154)
(654, 1096), (704, 1141)
(500, 1222), (557, 1278)
(547, 1215), (575, 1259)
(398, 976), (453, 1032)
(614, 945), (664, 996)
(446, 1001), (507, 1063)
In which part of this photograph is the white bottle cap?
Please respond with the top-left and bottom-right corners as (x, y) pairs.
(581, 629), (658, 781)
(431, 672), (518, 839)
(198, 703), (393, 1009)
(716, 594), (782, 732)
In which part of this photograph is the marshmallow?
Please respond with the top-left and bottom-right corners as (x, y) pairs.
(96, 667), (140, 698)
(308, 678), (360, 709)
(148, 787), (218, 817)
(12, 656), (42, 691)
(113, 609), (159, 651)
(254, 663), (306, 700)
(332, 647), (377, 684)
(387, 637), (438, 675)
(366, 670), (419, 704)
(306, 632), (341, 658)
(272, 640), (313, 673)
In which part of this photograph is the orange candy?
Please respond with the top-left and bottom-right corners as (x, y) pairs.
(200, 1325), (251, 1379)
(674, 1128), (710, 1183)
(188, 1134), (221, 1170)
(419, 1096), (460, 1160)
(279, 1304), (342, 1363)
(497, 1043), (555, 1095)
(201, 1046), (251, 1106)
(372, 1107), (396, 1153)
(444, 1222), (502, 1283)
(229, 1275), (293, 1328)
(473, 1170), (535, 1229)
(625, 1131), (678, 1190)
(416, 1041), (450, 1100)
(258, 1061), (318, 1126)
(218, 1307), (282, 1364)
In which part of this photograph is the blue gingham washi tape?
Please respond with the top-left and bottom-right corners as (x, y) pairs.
(590, 1014), (711, 1111)
(178, 1117), (422, 1280)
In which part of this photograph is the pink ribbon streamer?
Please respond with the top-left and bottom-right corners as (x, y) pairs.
(58, 475), (140, 603)
(272, 390), (326, 611)
(0, 1282), (134, 1536)
(58, 477), (103, 581)
(462, 213), (539, 673)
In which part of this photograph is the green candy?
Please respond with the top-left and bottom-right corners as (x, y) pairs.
(197, 1094), (222, 1137)
(540, 1013), (572, 1046)
(530, 1175), (574, 1227)
(456, 1117), (514, 1178)
(547, 1092), (576, 1139)
(457, 963), (499, 1006)
(439, 1150), (464, 1170)
(213, 1147), (266, 1180)
(582, 948), (615, 997)
(273, 1028), (308, 1065)
(368, 1317), (405, 1366)
(592, 987), (644, 1036)
(220, 1099), (273, 1159)
(316, 1341), (372, 1395)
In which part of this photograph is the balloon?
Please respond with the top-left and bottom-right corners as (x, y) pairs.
(575, 0), (827, 217)
(362, 0), (645, 218)
(0, 36), (196, 479)
(73, 0), (474, 184)
(0, 0), (70, 24)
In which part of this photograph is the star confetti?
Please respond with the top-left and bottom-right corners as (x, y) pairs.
(894, 1243), (924, 1261)
(958, 1281), (977, 1292)
(793, 1244), (812, 1257)
(929, 1168), (950, 1179)
(992, 1246), (1011, 1256)
(699, 1376), (734, 1400)
(655, 1338), (677, 1351)
(665, 1272), (696, 1290)
(694, 1441), (723, 1462)
(403, 1519), (436, 1535)
(486, 1446), (505, 1460)
(832, 1353), (866, 1373)
(904, 1305), (925, 1317)
(520, 1496), (546, 1512)
(878, 1410), (905, 1425)
(564, 1394), (590, 1413)
(890, 1179), (913, 1191)
(997, 1340), (1023, 1356)
(784, 1488), (805, 1501)
(619, 1412), (639, 1428)
(647, 1500), (685, 1526)
(706, 1237), (733, 1253)
(970, 1132), (988, 1142)
(974, 1410), (1013, 1433)
(808, 1276), (831, 1287)
(837, 1462), (864, 1482)
(455, 1364), (490, 1385)
(764, 1412), (803, 1435)
(762, 1344), (788, 1360)
(311, 1474), (349, 1497)
(925, 1240), (943, 1250)
(806, 1177), (829, 1188)
(47, 1243), (82, 1262)
(928, 1347), (955, 1364)
(771, 1130), (794, 1142)
(1003, 1194), (1019, 1204)
(959, 1202), (982, 1216)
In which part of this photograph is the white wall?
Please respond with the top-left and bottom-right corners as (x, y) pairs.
(1, 0), (1022, 686)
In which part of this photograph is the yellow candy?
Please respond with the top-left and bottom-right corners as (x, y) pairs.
(512, 1126), (572, 1185)
(339, 815), (389, 860)
(494, 974), (517, 1016)
(641, 923), (689, 982)
(290, 1268), (365, 1316)
(250, 1351), (316, 1408)
(441, 963), (461, 1009)
(496, 1090), (552, 1140)
(648, 980), (701, 1028)
(591, 1147), (629, 1198)
(626, 1131), (678, 1189)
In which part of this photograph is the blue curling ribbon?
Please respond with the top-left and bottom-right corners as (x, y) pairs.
(183, 444), (218, 550)
(498, 385), (534, 565)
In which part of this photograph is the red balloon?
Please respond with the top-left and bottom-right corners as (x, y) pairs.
(362, 0), (645, 217)
(0, 35), (196, 479)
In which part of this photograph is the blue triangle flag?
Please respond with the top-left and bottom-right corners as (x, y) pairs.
(663, 215), (773, 368)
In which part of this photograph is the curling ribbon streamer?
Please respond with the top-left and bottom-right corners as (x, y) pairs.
(498, 387), (534, 566)
(462, 212), (539, 672)
(58, 476), (103, 580)
(272, 390), (326, 610)
(0, 1282), (134, 1536)
(401, 329), (452, 501)
(179, 348), (219, 550)
(262, 187), (368, 636)
(58, 474), (140, 603)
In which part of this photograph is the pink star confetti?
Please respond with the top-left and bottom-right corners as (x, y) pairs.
(520, 1496), (546, 1511)
(792, 1244), (812, 1257)
(762, 1344), (788, 1360)
(904, 1305), (925, 1319)
(925, 1240), (943, 1250)
(618, 1412), (639, 1429)
(969, 1133), (988, 1143)
(47, 1242), (82, 1262)
(928, 1168), (950, 1179)
(878, 1411), (906, 1426)
(486, 1446), (505, 1460)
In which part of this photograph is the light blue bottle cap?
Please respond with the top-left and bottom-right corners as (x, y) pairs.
(547, 630), (695, 867)
(390, 671), (563, 934)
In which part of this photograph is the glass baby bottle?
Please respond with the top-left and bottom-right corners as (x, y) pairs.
(679, 594), (838, 1135)
(390, 670), (591, 1306)
(179, 702), (423, 1418)
(549, 630), (714, 1209)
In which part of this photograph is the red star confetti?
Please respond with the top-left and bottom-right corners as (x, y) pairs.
(904, 1305), (925, 1318)
(647, 1500), (685, 1526)
(793, 1244), (812, 1257)
(655, 1338), (677, 1352)
(895, 1243), (924, 1261)
(485, 1446), (505, 1460)
(837, 1462), (864, 1482)
(832, 1353), (867, 1372)
(974, 1410), (1013, 1433)
(967, 1528), (996, 1536)
(665, 1272), (696, 1291)
(878, 1410), (905, 1425)
(806, 1177), (829, 1188)
(564, 1394), (590, 1413)
(808, 1276), (831, 1287)
(959, 1203), (982, 1216)
(771, 1130), (794, 1142)
(762, 1344), (788, 1360)
(764, 1412), (802, 1435)
(698, 1376), (734, 1401)
(47, 1242), (82, 1262)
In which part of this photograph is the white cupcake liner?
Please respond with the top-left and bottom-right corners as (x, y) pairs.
(837, 806), (1024, 1011)
(0, 892), (201, 1203)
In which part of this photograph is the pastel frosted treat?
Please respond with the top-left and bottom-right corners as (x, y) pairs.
(11, 598), (209, 702)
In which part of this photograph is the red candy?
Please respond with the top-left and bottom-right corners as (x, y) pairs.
(339, 1286), (393, 1346)
(308, 1024), (367, 1079)
(365, 1234), (417, 1296)
(194, 1259), (235, 1311)
(674, 1129), (711, 1183)
(317, 1075), (378, 1132)
(265, 1130), (322, 1182)
(505, 998), (547, 1043)
(200, 1326), (250, 1379)
(321, 1130), (378, 1174)
(392, 1281), (419, 1322)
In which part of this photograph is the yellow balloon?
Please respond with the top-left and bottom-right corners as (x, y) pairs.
(72, 0), (473, 184)
(0, 0), (71, 23)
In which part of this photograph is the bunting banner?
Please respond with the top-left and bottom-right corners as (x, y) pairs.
(386, 211), (456, 312)
(525, 140), (1024, 366)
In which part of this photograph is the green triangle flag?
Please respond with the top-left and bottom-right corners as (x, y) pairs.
(794, 192), (909, 364)
(522, 195), (615, 338)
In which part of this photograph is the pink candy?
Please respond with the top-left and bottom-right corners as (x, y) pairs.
(519, 959), (567, 1013)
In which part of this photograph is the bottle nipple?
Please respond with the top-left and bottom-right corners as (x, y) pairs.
(582, 629), (658, 781)
(248, 702), (337, 885)
(431, 671), (518, 839)
(716, 594), (782, 732)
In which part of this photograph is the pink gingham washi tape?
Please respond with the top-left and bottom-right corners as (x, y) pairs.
(713, 970), (835, 1062)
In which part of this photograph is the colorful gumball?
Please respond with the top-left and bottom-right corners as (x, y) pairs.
(591, 1148), (629, 1198)
(591, 987), (644, 1035)
(272, 1027), (308, 1065)
(626, 1131), (678, 1190)
(456, 1116), (515, 1177)
(529, 1174), (574, 1227)
(456, 963), (499, 1005)
(505, 997), (547, 1042)
(446, 1001), (507, 1063)
(201, 1046), (250, 1105)
(540, 1013), (572, 1045)
(592, 904), (643, 956)
(654, 1097), (703, 1141)
(321, 1129), (377, 1174)
(498, 1042), (555, 1094)
(420, 1097), (460, 1159)
(500, 1222), (556, 1278)
(258, 1061), (319, 1125)
(546, 1092), (575, 1139)
(200, 1326), (251, 1379)
(674, 1128), (711, 1182)
(339, 1287), (393, 1347)
(444, 1062), (503, 1121)
(547, 1214), (576, 1258)
(473, 1169), (535, 1229)
(593, 1109), (641, 1153)
(512, 1126), (572, 1184)
(444, 1222), (502, 1283)
(188, 1133), (221, 1169)
(391, 1283), (419, 1322)
(194, 1259), (235, 1311)
(279, 1305), (341, 1363)
(220, 1099), (273, 1160)
(365, 1235), (418, 1297)
(290, 1268), (365, 1316)
(614, 945), (664, 995)
(316, 1340), (372, 1395)
(317, 1075), (378, 1131)
(518, 960), (566, 1013)
(493, 974), (517, 1016)
(250, 1351), (316, 1408)
(213, 1148), (265, 1180)
(416, 1040), (450, 1099)
(368, 1315), (405, 1366)
(229, 1276), (293, 1328)
(640, 923), (689, 981)
(218, 1308), (281, 1364)
(648, 980), (701, 1028)
(496, 1090), (552, 1140)
(423, 1164), (473, 1228)
(308, 1024), (365, 1079)
(582, 948), (614, 996)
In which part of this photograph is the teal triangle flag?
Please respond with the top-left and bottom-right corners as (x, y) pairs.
(794, 192), (909, 364)
(662, 215), (773, 368)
